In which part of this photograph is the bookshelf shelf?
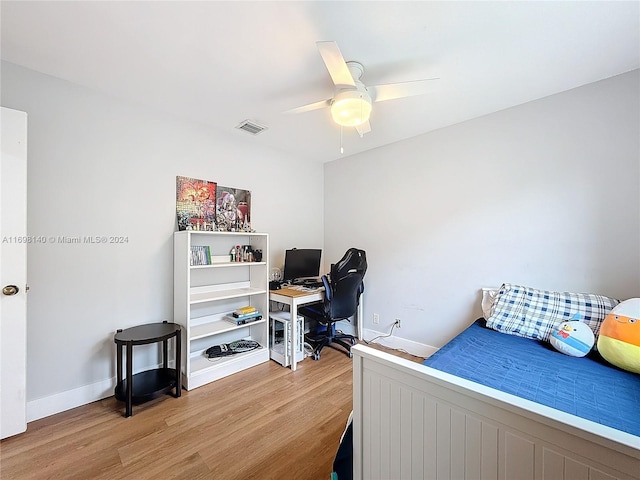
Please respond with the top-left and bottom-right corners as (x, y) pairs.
(189, 286), (267, 304)
(187, 347), (269, 390)
(189, 315), (266, 340)
(190, 261), (267, 270)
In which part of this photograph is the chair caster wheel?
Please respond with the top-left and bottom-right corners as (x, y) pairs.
(350, 338), (357, 345)
(313, 352), (320, 361)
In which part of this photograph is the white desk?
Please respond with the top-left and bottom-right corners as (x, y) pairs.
(269, 286), (363, 371)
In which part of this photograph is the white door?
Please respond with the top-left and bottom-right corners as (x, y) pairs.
(0, 106), (28, 439)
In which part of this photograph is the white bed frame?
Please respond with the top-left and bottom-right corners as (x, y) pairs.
(352, 344), (640, 480)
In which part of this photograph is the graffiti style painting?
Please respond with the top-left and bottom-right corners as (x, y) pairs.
(176, 176), (217, 231)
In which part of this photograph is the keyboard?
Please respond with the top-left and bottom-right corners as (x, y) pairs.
(293, 279), (324, 288)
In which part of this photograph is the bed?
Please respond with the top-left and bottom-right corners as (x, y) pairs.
(349, 286), (640, 480)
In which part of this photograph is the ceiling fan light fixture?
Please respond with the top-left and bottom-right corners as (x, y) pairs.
(330, 90), (372, 127)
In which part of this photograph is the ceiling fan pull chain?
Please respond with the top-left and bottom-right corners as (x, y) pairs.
(340, 125), (344, 154)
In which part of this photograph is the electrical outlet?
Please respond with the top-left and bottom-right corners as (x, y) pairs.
(395, 318), (401, 328)
(373, 313), (380, 324)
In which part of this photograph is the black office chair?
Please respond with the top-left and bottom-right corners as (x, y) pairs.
(299, 248), (367, 360)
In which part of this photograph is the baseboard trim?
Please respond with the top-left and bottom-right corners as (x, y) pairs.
(362, 328), (438, 358)
(25, 333), (435, 422)
(27, 377), (115, 422)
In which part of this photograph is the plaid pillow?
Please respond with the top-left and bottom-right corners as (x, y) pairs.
(486, 283), (620, 342)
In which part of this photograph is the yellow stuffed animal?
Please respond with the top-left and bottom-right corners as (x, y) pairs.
(597, 298), (640, 374)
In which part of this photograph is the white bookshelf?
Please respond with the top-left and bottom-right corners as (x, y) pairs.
(174, 231), (269, 390)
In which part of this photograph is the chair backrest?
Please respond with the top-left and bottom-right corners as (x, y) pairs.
(323, 248), (367, 321)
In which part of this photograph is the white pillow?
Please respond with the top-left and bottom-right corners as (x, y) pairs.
(481, 287), (500, 319)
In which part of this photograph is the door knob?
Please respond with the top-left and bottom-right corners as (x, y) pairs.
(2, 285), (19, 296)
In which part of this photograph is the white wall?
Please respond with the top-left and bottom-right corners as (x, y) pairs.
(1, 62), (324, 418)
(2, 61), (638, 418)
(324, 70), (640, 354)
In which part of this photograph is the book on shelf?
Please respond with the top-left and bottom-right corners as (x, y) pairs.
(231, 310), (262, 320)
(233, 306), (257, 317)
(224, 313), (263, 325)
(236, 305), (256, 314)
(190, 245), (212, 266)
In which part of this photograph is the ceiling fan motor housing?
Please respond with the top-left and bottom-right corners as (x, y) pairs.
(331, 85), (372, 127)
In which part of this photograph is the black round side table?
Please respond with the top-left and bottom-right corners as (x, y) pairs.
(114, 321), (182, 417)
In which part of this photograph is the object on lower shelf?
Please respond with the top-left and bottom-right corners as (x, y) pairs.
(233, 306), (257, 316)
(205, 340), (260, 358)
(224, 314), (263, 326)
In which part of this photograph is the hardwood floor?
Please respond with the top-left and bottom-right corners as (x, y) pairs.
(0, 343), (421, 480)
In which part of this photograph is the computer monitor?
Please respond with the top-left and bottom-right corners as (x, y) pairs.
(282, 248), (322, 283)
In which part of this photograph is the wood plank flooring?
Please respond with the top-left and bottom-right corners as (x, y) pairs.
(0, 343), (422, 480)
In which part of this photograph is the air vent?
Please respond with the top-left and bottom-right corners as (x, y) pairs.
(235, 120), (268, 135)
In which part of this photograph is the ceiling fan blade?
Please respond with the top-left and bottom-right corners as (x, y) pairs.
(368, 78), (440, 103)
(317, 41), (356, 88)
(355, 120), (371, 137)
(284, 99), (331, 115)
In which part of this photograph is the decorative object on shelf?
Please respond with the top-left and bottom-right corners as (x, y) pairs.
(216, 186), (251, 232)
(176, 176), (217, 231)
(228, 244), (259, 263)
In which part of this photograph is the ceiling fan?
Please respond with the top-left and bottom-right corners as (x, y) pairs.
(286, 41), (439, 137)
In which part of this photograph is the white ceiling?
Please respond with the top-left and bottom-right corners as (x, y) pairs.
(2, 1), (639, 163)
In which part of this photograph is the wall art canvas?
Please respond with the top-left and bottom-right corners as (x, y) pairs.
(176, 176), (217, 231)
(216, 186), (251, 232)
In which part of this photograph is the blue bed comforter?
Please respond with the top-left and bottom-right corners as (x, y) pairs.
(423, 320), (640, 436)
